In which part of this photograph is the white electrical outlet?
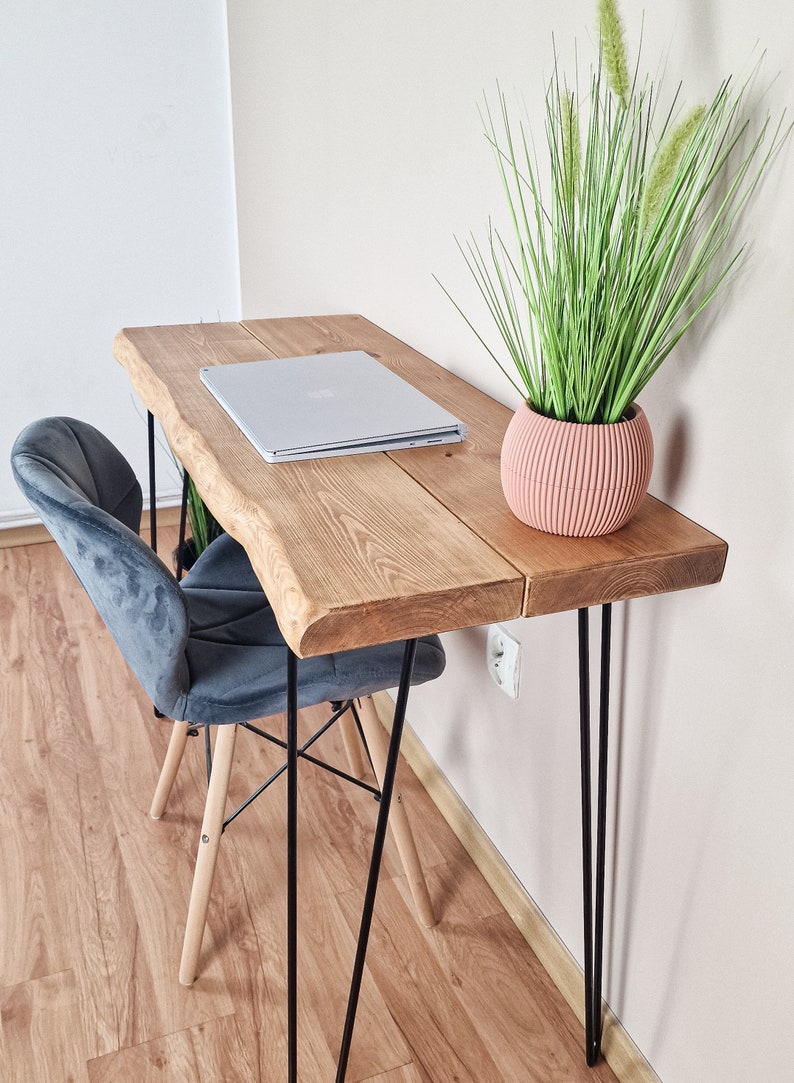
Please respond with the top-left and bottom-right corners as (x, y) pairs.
(486, 624), (521, 698)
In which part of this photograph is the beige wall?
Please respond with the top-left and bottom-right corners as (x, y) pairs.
(227, 2), (794, 1079)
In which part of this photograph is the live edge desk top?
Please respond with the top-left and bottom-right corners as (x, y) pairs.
(113, 314), (728, 658)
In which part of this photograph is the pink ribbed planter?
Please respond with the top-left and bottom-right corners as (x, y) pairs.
(500, 403), (654, 537)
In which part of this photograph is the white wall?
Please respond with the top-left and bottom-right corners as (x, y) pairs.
(228, 2), (794, 1080)
(0, 0), (240, 522)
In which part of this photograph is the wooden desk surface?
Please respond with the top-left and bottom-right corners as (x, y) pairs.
(114, 314), (727, 656)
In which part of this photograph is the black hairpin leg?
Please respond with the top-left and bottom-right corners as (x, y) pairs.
(286, 647), (299, 1083)
(175, 470), (190, 582)
(335, 638), (418, 1082)
(146, 411), (165, 717)
(147, 410), (157, 554)
(578, 605), (612, 1066)
(284, 639), (417, 1082)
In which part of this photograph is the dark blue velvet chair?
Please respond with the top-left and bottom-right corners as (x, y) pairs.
(11, 417), (445, 984)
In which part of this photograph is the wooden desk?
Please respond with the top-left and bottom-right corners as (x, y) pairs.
(114, 314), (726, 653)
(114, 314), (727, 1074)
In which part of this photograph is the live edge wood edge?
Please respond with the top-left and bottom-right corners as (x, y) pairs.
(113, 321), (528, 657)
(112, 315), (728, 655)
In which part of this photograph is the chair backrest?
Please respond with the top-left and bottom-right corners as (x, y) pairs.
(11, 417), (190, 712)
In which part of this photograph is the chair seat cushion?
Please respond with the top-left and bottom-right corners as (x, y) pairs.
(172, 533), (445, 725)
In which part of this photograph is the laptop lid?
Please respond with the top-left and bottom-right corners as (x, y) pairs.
(199, 350), (467, 463)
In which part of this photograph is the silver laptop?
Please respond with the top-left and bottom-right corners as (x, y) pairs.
(199, 350), (467, 463)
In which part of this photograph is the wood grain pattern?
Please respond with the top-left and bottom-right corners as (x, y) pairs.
(1, 532), (620, 1082)
(242, 315), (728, 619)
(114, 315), (726, 654)
(114, 323), (524, 655)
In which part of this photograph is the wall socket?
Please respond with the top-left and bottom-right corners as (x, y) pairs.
(486, 624), (521, 698)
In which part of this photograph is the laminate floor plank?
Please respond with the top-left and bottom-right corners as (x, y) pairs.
(1, 531), (618, 1082)
(0, 547), (75, 986)
(360, 1066), (431, 1083)
(0, 970), (89, 1083)
(1, 544), (129, 1060)
(85, 1013), (255, 1083)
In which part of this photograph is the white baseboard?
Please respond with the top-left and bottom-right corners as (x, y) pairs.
(371, 690), (660, 1083)
(0, 502), (184, 549)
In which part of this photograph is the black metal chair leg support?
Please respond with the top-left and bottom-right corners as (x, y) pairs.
(147, 411), (157, 554)
(286, 647), (299, 1083)
(335, 638), (418, 1082)
(578, 604), (612, 1067)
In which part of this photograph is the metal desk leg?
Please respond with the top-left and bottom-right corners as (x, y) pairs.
(174, 470), (190, 581)
(146, 409), (189, 578)
(147, 411), (157, 553)
(578, 604), (612, 1067)
(335, 638), (418, 1082)
(286, 648), (299, 1083)
(147, 411), (165, 719)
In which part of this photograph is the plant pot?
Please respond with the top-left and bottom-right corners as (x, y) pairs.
(500, 403), (654, 537)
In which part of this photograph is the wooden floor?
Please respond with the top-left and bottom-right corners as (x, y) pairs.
(0, 529), (618, 1083)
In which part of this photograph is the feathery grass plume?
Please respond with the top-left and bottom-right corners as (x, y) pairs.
(439, 1), (789, 425)
(641, 105), (706, 232)
(561, 90), (581, 211)
(598, 0), (630, 107)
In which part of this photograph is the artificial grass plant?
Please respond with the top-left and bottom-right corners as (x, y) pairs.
(443, 0), (788, 424)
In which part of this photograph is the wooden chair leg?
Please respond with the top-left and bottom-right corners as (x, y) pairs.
(338, 706), (366, 779)
(150, 720), (191, 820)
(179, 724), (238, 986)
(355, 696), (436, 928)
